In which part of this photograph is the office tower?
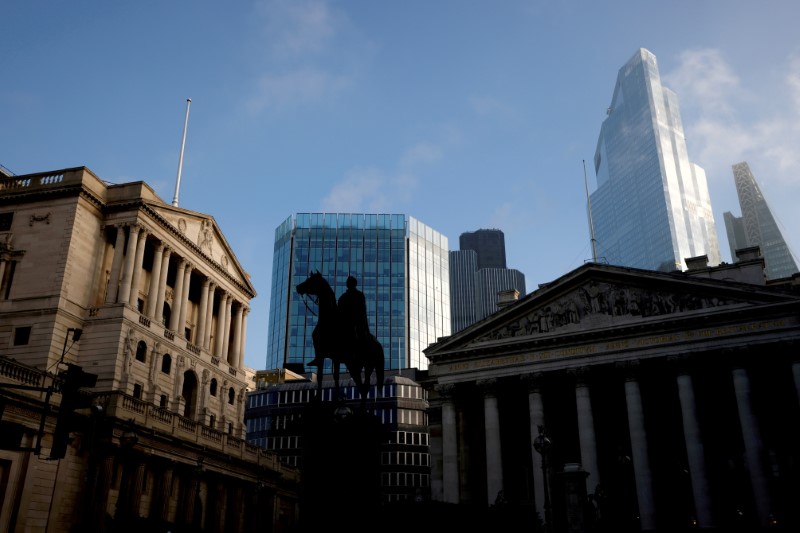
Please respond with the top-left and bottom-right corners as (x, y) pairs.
(459, 228), (507, 269)
(591, 48), (721, 271)
(267, 213), (450, 372)
(450, 229), (526, 333)
(724, 161), (798, 279)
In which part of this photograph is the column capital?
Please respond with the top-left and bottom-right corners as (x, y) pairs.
(616, 359), (641, 381)
(567, 365), (593, 386)
(520, 372), (544, 392)
(434, 382), (457, 399)
(476, 378), (499, 397)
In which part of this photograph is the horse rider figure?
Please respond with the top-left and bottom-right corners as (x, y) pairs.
(338, 275), (370, 355)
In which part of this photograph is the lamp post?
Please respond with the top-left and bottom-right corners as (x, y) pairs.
(533, 425), (553, 533)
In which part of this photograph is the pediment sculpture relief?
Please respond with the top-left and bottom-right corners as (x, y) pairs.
(476, 281), (737, 342)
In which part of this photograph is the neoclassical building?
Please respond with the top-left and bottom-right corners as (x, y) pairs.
(0, 167), (299, 532)
(423, 252), (800, 532)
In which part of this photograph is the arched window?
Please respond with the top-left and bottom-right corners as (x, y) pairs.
(135, 341), (147, 362)
(228, 387), (235, 405)
(210, 378), (217, 397)
(161, 354), (172, 374)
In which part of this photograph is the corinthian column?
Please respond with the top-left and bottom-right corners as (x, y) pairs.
(232, 304), (244, 369)
(204, 284), (216, 350)
(178, 263), (192, 336)
(732, 366), (771, 528)
(223, 295), (233, 364)
(572, 367), (600, 496)
(196, 279), (210, 348)
(118, 225), (142, 305)
(621, 362), (656, 531)
(105, 225), (126, 303)
(436, 383), (459, 504)
(215, 290), (227, 357)
(169, 259), (187, 332)
(146, 243), (164, 318)
(523, 372), (546, 520)
(128, 228), (148, 306)
(154, 248), (172, 324)
(478, 378), (503, 506)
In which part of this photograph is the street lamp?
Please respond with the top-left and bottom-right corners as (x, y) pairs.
(533, 425), (553, 533)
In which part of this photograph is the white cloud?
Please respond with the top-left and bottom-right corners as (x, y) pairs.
(247, 68), (351, 112)
(321, 167), (418, 213)
(468, 95), (514, 118)
(400, 142), (442, 167)
(255, 0), (339, 59)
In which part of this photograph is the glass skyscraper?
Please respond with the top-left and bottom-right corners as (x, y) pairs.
(591, 48), (721, 271)
(266, 213), (450, 372)
(724, 162), (798, 280)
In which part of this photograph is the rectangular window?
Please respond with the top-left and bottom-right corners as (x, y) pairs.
(0, 212), (13, 231)
(13, 326), (31, 346)
(133, 383), (143, 399)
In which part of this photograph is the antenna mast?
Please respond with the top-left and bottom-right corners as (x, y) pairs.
(172, 98), (192, 207)
(583, 159), (598, 262)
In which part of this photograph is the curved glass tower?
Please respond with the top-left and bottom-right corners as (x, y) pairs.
(266, 213), (450, 372)
(591, 49), (721, 271)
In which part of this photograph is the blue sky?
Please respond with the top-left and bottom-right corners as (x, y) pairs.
(4, 1), (800, 370)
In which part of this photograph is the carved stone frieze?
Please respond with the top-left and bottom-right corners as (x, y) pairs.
(475, 280), (737, 343)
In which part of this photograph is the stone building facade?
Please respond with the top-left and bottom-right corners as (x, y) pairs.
(0, 167), (299, 532)
(423, 253), (800, 532)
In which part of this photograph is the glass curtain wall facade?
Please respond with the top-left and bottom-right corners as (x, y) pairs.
(266, 213), (449, 372)
(591, 48), (721, 271)
(724, 162), (798, 279)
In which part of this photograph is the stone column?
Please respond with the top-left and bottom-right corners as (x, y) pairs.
(732, 366), (771, 528)
(169, 259), (187, 332)
(232, 304), (244, 368)
(572, 367), (600, 496)
(223, 295), (233, 363)
(674, 369), (714, 528)
(621, 362), (656, 531)
(127, 228), (148, 307)
(118, 225), (142, 305)
(239, 307), (249, 368)
(792, 358), (800, 411)
(154, 248), (172, 324)
(105, 224), (126, 303)
(204, 284), (216, 351)
(178, 263), (192, 337)
(523, 373), (546, 520)
(436, 384), (459, 504)
(215, 290), (227, 357)
(196, 279), (210, 349)
(146, 243), (164, 318)
(478, 378), (503, 506)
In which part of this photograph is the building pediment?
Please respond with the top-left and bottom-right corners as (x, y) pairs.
(429, 263), (798, 355)
(147, 204), (254, 295)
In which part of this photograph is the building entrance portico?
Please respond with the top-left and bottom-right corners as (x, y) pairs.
(424, 261), (800, 532)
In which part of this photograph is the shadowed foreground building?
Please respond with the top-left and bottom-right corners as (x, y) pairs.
(246, 369), (431, 505)
(0, 167), (299, 532)
(423, 250), (800, 532)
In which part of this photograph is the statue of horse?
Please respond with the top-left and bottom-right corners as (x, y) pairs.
(296, 271), (385, 402)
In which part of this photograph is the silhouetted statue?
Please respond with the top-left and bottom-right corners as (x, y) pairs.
(296, 272), (384, 401)
(338, 275), (370, 351)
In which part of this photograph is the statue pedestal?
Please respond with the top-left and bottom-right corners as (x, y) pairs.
(300, 401), (384, 532)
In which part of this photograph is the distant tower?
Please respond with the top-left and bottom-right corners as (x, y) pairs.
(724, 162), (798, 279)
(591, 48), (721, 271)
(450, 229), (525, 333)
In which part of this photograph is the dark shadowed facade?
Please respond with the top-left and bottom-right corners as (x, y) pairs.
(423, 251), (800, 532)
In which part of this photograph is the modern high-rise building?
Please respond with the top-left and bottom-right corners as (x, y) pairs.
(459, 228), (507, 269)
(266, 213), (450, 372)
(449, 229), (526, 333)
(724, 161), (798, 279)
(591, 48), (721, 271)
